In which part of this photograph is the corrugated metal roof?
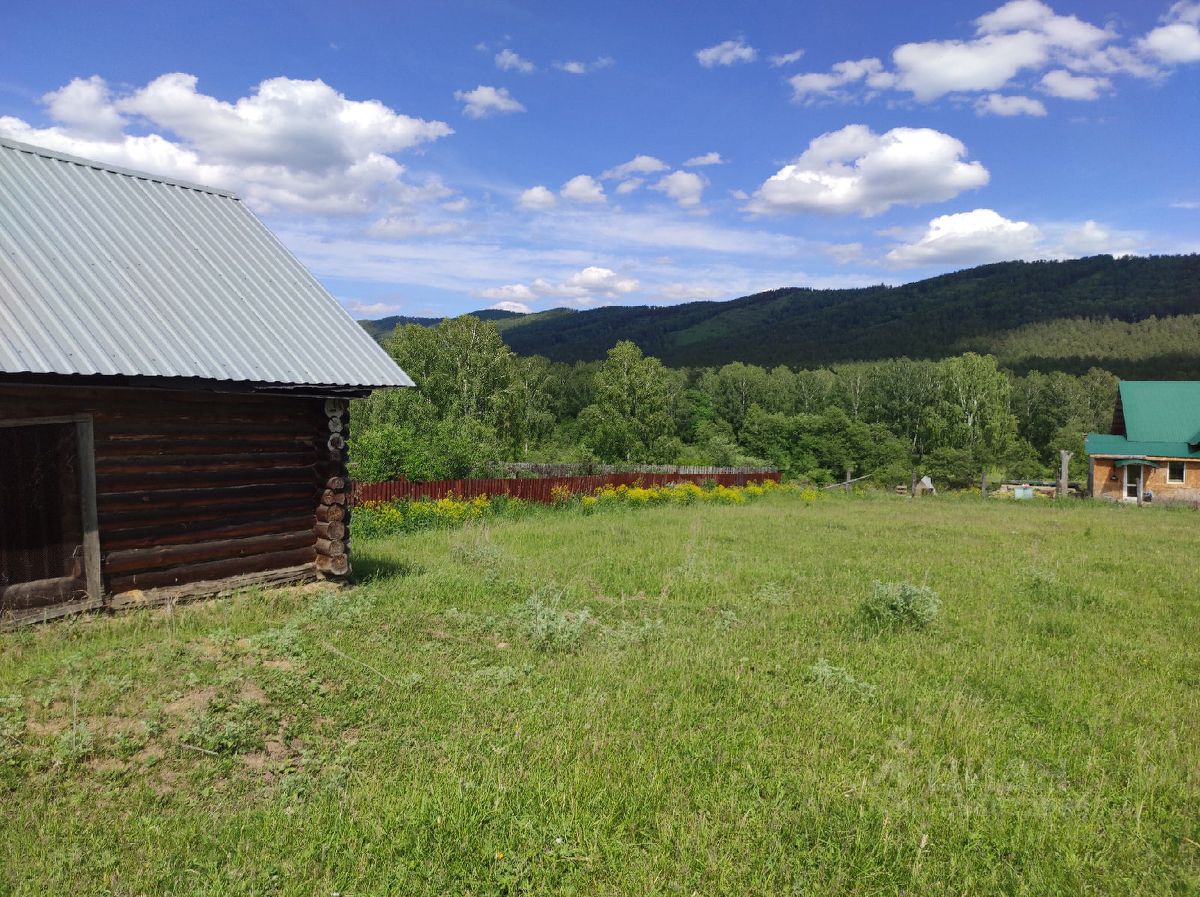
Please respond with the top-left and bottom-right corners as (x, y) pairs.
(1084, 433), (1200, 459)
(0, 136), (413, 389)
(1118, 381), (1200, 443)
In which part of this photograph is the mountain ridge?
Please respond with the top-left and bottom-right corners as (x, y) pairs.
(358, 254), (1200, 375)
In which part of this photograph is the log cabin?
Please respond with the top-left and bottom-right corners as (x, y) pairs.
(0, 137), (413, 624)
(1085, 381), (1200, 506)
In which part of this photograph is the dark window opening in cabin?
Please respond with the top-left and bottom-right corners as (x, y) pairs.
(0, 423), (86, 613)
(1168, 461), (1186, 484)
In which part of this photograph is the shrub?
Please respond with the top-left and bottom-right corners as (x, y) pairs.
(861, 580), (941, 630)
(807, 657), (876, 699)
(508, 590), (593, 653)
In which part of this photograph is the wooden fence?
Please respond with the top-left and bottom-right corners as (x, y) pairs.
(353, 469), (780, 505)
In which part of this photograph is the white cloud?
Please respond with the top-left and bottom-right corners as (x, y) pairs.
(1140, 2), (1200, 64)
(1140, 23), (1200, 62)
(0, 73), (453, 216)
(495, 49), (535, 73)
(488, 300), (533, 313)
(564, 266), (639, 295)
(365, 218), (463, 239)
(886, 207), (1141, 266)
(696, 39), (757, 68)
(651, 170), (706, 208)
(454, 85), (525, 118)
(616, 178), (644, 195)
(892, 31), (1053, 101)
(345, 300), (405, 317)
(124, 73), (449, 165)
(481, 265), (638, 305)
(788, 57), (890, 101)
(480, 283), (537, 301)
(554, 57), (615, 74)
(975, 93), (1047, 116)
(746, 124), (989, 217)
(442, 197), (471, 212)
(560, 174), (606, 203)
(770, 49), (806, 67)
(792, 1), (1177, 110)
(825, 242), (865, 264)
(42, 76), (125, 140)
(682, 151), (725, 167)
(886, 209), (1042, 265)
(1053, 219), (1140, 257)
(895, 0), (1115, 99)
(1040, 68), (1110, 99)
(602, 154), (668, 180)
(655, 283), (730, 301)
(518, 185), (557, 210)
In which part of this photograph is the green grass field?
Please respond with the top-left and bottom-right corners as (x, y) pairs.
(2, 494), (1198, 895)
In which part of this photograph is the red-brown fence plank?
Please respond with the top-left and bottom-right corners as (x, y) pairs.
(351, 469), (780, 505)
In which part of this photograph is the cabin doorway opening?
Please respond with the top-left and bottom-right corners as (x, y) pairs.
(0, 417), (101, 622)
(1124, 465), (1142, 500)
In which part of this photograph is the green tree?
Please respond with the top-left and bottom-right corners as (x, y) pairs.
(385, 316), (518, 424)
(863, 358), (945, 464)
(938, 353), (1017, 465)
(490, 355), (555, 458)
(697, 362), (770, 433)
(578, 341), (681, 462)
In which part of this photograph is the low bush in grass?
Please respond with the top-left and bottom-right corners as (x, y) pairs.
(507, 590), (594, 653)
(861, 580), (941, 630)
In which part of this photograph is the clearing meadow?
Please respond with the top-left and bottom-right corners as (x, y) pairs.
(1, 492), (1198, 895)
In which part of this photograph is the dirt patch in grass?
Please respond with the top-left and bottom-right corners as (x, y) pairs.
(238, 681), (268, 705)
(164, 686), (217, 717)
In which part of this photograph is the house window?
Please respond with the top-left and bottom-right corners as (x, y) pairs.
(1168, 461), (1186, 484)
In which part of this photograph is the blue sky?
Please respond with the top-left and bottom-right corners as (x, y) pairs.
(2, 0), (1198, 318)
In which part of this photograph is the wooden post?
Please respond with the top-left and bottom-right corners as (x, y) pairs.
(1058, 450), (1073, 499)
(1136, 464), (1144, 507)
(75, 416), (102, 607)
(980, 469), (987, 499)
(910, 466), (918, 498)
(1087, 455), (1095, 498)
(844, 466), (852, 493)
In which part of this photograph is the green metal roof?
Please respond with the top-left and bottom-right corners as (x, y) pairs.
(1118, 381), (1200, 442)
(1085, 433), (1200, 459)
(1087, 381), (1200, 459)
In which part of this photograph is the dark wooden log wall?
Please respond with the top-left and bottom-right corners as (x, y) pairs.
(0, 384), (345, 612)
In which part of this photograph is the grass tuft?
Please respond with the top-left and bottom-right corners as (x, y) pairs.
(860, 579), (941, 630)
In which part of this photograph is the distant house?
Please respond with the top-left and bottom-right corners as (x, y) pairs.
(1085, 381), (1200, 505)
(0, 137), (412, 624)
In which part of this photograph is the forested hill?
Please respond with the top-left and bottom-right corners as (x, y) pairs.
(358, 308), (521, 340)
(360, 254), (1200, 376)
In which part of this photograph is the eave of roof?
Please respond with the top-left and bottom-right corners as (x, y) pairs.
(1085, 432), (1200, 460)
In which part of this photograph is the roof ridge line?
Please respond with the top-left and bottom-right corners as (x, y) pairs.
(0, 135), (240, 200)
